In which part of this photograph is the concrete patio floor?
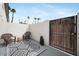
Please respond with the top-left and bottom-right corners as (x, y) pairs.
(39, 46), (72, 56)
(0, 46), (7, 56)
(0, 46), (72, 56)
(0, 39), (72, 56)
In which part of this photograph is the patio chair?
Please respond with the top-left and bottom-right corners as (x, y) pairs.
(1, 33), (15, 46)
(23, 31), (31, 41)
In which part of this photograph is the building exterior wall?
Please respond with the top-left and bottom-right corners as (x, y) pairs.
(30, 21), (49, 45)
(0, 3), (9, 23)
(0, 23), (7, 36)
(4, 3), (9, 22)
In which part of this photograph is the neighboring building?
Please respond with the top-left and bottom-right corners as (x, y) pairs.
(0, 3), (9, 23)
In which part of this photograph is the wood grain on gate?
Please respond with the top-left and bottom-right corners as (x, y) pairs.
(50, 16), (77, 55)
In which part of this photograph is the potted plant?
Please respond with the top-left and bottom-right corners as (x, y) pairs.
(40, 36), (44, 46)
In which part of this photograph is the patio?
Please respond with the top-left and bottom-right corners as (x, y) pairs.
(0, 39), (71, 56)
(0, 21), (74, 56)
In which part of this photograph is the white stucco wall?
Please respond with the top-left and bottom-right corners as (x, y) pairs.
(0, 23), (29, 38)
(6, 23), (29, 37)
(0, 3), (7, 23)
(77, 13), (79, 56)
(30, 21), (49, 45)
(0, 23), (7, 36)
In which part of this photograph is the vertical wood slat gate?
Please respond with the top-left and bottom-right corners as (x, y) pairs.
(50, 16), (77, 55)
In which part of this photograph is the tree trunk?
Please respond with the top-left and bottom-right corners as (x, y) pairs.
(11, 13), (14, 23)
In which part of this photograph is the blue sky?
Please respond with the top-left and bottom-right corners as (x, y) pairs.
(9, 3), (79, 24)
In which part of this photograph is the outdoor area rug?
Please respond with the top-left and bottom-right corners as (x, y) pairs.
(7, 39), (47, 56)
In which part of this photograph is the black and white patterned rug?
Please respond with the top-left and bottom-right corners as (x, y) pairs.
(7, 39), (47, 56)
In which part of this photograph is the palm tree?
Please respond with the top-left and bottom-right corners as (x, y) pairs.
(27, 16), (30, 19)
(8, 6), (11, 22)
(37, 18), (40, 23)
(34, 17), (37, 24)
(8, 6), (11, 10)
(11, 9), (16, 23)
(27, 16), (30, 24)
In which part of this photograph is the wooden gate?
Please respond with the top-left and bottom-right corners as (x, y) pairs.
(50, 16), (77, 55)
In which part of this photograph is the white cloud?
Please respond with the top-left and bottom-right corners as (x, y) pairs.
(10, 4), (77, 24)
